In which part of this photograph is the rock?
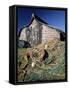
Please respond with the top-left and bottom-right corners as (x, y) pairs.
(31, 61), (36, 68)
(44, 44), (48, 50)
(18, 40), (31, 48)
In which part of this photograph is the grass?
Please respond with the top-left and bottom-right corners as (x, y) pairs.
(17, 39), (65, 82)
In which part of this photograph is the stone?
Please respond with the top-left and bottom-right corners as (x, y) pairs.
(18, 40), (31, 48)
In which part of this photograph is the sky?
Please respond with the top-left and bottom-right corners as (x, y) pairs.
(17, 7), (65, 33)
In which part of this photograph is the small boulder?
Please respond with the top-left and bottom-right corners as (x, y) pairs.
(18, 40), (31, 48)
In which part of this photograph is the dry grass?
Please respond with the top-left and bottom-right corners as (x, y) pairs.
(17, 39), (65, 82)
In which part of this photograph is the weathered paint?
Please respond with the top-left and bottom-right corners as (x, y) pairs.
(19, 16), (61, 46)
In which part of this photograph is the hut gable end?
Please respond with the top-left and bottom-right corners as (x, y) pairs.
(19, 14), (65, 46)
